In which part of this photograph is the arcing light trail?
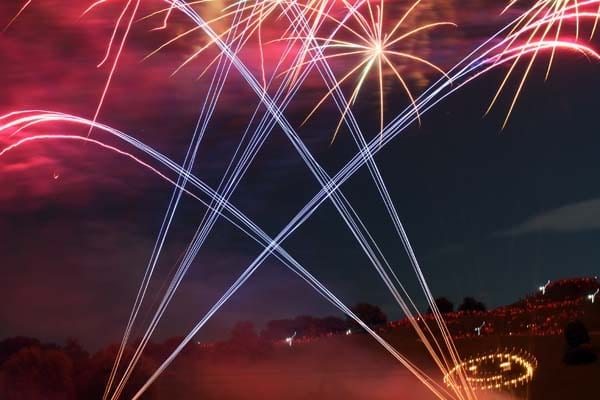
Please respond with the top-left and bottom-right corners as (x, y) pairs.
(5, 2), (600, 390)
(135, 6), (598, 399)
(505, 1), (591, 40)
(270, 2), (472, 393)
(103, 2), (365, 398)
(0, 114), (456, 400)
(120, 2), (597, 397)
(102, 3), (252, 398)
(141, 0), (474, 396)
(492, 0), (600, 126)
(150, 3), (472, 393)
(3, 47), (580, 400)
(2, 1), (600, 400)
(129, 33), (588, 399)
(5, 3), (600, 400)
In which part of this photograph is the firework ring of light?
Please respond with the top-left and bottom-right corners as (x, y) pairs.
(443, 350), (537, 391)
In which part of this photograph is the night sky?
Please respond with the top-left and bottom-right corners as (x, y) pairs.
(1, 0), (600, 350)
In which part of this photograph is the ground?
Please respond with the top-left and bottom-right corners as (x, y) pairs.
(155, 331), (600, 400)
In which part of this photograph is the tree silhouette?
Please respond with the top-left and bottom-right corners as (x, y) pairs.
(0, 346), (75, 400)
(76, 345), (157, 400)
(348, 303), (388, 329)
(458, 297), (486, 313)
(0, 337), (41, 366)
(63, 338), (88, 367)
(229, 321), (259, 349)
(319, 316), (348, 334)
(565, 320), (590, 347)
(563, 320), (597, 365)
(427, 297), (454, 314)
(260, 315), (348, 340)
(261, 319), (296, 341)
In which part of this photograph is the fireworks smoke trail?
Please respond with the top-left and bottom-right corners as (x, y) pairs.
(159, 3), (474, 396)
(132, 5), (600, 396)
(104, 3), (257, 399)
(89, 2), (600, 396)
(78, 0), (142, 137)
(2, 1), (600, 399)
(237, 3), (472, 396)
(284, 3), (474, 393)
(2, 0), (31, 33)
(138, 2), (588, 396)
(0, 116), (455, 399)
(1, 27), (596, 396)
(102, 0), (373, 394)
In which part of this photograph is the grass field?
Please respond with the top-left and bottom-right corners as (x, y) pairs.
(157, 330), (599, 400)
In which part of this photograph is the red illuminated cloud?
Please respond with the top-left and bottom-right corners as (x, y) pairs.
(0, 0), (468, 211)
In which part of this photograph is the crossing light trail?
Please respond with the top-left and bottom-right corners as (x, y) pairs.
(4, 3), (600, 400)
(0, 114), (457, 400)
(9, 32), (588, 400)
(100, 3), (254, 399)
(148, 6), (598, 399)
(2, 1), (600, 399)
(273, 3), (472, 395)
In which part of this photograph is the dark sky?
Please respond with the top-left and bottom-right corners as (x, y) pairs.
(1, 0), (600, 349)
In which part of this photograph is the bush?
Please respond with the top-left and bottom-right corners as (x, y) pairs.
(0, 346), (75, 400)
(564, 320), (590, 348)
(563, 320), (597, 365)
(427, 297), (454, 314)
(458, 297), (486, 313)
(347, 303), (388, 330)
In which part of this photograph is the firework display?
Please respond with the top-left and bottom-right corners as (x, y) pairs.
(1, 1), (599, 400)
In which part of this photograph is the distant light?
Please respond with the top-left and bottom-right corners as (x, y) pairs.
(285, 331), (297, 347)
(587, 289), (599, 303)
(474, 321), (485, 336)
(500, 361), (511, 371)
(345, 329), (352, 336)
(538, 280), (550, 295)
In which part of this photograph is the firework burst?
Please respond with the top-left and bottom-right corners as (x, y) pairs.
(2, 2), (600, 400)
(489, 0), (600, 126)
(300, 0), (454, 140)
